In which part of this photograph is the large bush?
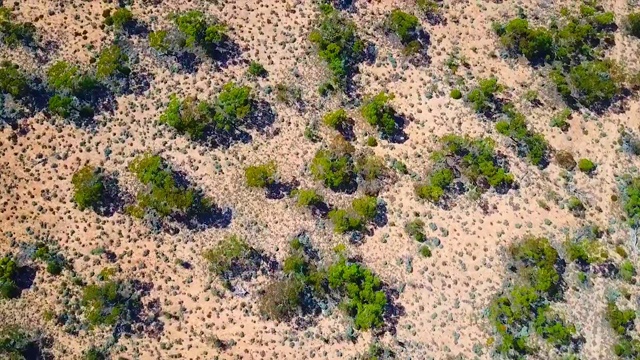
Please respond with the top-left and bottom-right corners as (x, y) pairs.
(71, 166), (106, 211)
(0, 61), (29, 98)
(309, 6), (365, 88)
(360, 92), (397, 137)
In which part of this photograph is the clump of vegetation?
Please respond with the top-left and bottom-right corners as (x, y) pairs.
(620, 260), (636, 283)
(159, 82), (254, 140)
(621, 175), (640, 228)
(496, 106), (549, 166)
(555, 150), (577, 171)
(327, 257), (387, 330)
(96, 44), (131, 80)
(386, 9), (423, 55)
(126, 153), (210, 221)
(466, 77), (502, 114)
(354, 152), (388, 195)
(450, 88), (462, 99)
(310, 149), (354, 191)
(33, 243), (67, 276)
(258, 277), (304, 322)
(416, 135), (514, 203)
(405, 219), (426, 242)
(494, 7), (623, 110)
(0, 7), (36, 47)
(0, 61), (29, 99)
(292, 188), (324, 208)
(309, 5), (365, 88)
(0, 255), (19, 299)
(564, 238), (608, 265)
(245, 162), (277, 188)
(490, 237), (575, 357)
(103, 8), (134, 30)
(625, 12), (640, 38)
(71, 166), (106, 212)
(247, 61), (267, 78)
(0, 326), (52, 359)
(328, 208), (363, 234)
(360, 92), (398, 138)
(550, 108), (572, 132)
(203, 235), (262, 282)
(168, 10), (228, 54)
(606, 301), (636, 336)
(81, 280), (143, 329)
(577, 158), (596, 174)
(323, 108), (350, 130)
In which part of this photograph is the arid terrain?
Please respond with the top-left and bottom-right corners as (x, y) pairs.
(2, 0), (640, 359)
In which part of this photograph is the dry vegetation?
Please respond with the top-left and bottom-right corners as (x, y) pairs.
(2, 0), (640, 359)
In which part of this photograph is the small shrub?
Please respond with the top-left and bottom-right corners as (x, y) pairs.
(450, 88), (462, 99)
(293, 188), (324, 207)
(366, 136), (378, 147)
(109, 8), (134, 29)
(81, 280), (142, 328)
(328, 209), (362, 233)
(625, 12), (640, 38)
(419, 246), (432, 257)
(71, 166), (105, 211)
(214, 82), (252, 132)
(149, 30), (169, 52)
(0, 256), (19, 299)
(245, 162), (277, 188)
(620, 260), (636, 283)
(467, 77), (501, 113)
(95, 45), (130, 80)
(203, 235), (258, 278)
(577, 158), (595, 173)
(360, 92), (397, 137)
(323, 108), (350, 129)
(606, 302), (636, 336)
(405, 219), (426, 242)
(0, 61), (29, 98)
(310, 149), (354, 190)
(247, 61), (267, 78)
(351, 195), (378, 222)
(159, 95), (211, 139)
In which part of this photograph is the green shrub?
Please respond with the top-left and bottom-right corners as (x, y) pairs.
(81, 280), (142, 328)
(293, 188), (324, 207)
(258, 277), (304, 321)
(467, 77), (501, 113)
(48, 94), (74, 118)
(405, 219), (426, 242)
(202, 235), (258, 278)
(569, 60), (619, 108)
(360, 92), (397, 137)
(450, 88), (462, 99)
(309, 6), (364, 88)
(84, 347), (107, 360)
(498, 18), (554, 61)
(496, 109), (548, 165)
(0, 256), (19, 299)
(323, 108), (350, 129)
(366, 136), (378, 147)
(245, 162), (277, 188)
(247, 61), (267, 78)
(105, 8), (133, 29)
(577, 158), (596, 173)
(214, 82), (252, 132)
(387, 9), (420, 48)
(419, 246), (432, 257)
(159, 95), (211, 139)
(0, 7), (36, 47)
(47, 61), (79, 92)
(606, 302), (636, 336)
(0, 326), (50, 358)
(533, 307), (576, 347)
(96, 45), (130, 80)
(126, 154), (207, 219)
(0, 61), (29, 98)
(620, 260), (636, 283)
(352, 195), (378, 222)
(564, 239), (608, 265)
(327, 258), (387, 330)
(71, 166), (105, 211)
(622, 176), (640, 227)
(328, 209), (362, 233)
(625, 12), (640, 38)
(415, 168), (453, 202)
(173, 10), (227, 49)
(310, 149), (354, 190)
(149, 30), (169, 52)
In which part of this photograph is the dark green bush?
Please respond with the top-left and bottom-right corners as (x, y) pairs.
(81, 280), (142, 328)
(387, 9), (422, 54)
(159, 95), (211, 139)
(214, 82), (252, 132)
(606, 302), (636, 336)
(405, 219), (426, 242)
(622, 176), (640, 227)
(323, 108), (350, 129)
(0, 7), (36, 47)
(310, 149), (354, 190)
(309, 6), (364, 88)
(328, 209), (362, 233)
(245, 162), (277, 188)
(0, 61), (29, 98)
(577, 158), (596, 173)
(625, 12), (640, 38)
(293, 188), (324, 207)
(466, 78), (501, 113)
(247, 61), (267, 78)
(0, 256), (19, 299)
(327, 257), (387, 330)
(109, 8), (134, 29)
(173, 10), (227, 49)
(126, 153), (208, 219)
(496, 109), (548, 166)
(203, 235), (259, 279)
(96, 45), (130, 80)
(360, 92), (397, 137)
(72, 166), (106, 211)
